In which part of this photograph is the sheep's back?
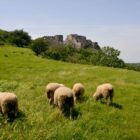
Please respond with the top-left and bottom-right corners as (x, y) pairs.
(46, 83), (64, 92)
(0, 92), (17, 102)
(55, 87), (73, 98)
(73, 83), (84, 94)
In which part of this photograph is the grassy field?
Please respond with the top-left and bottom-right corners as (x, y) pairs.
(0, 45), (140, 140)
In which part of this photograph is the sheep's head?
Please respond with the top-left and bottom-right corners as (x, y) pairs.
(93, 93), (99, 101)
(5, 102), (17, 121)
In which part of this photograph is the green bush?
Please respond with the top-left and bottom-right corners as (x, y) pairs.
(30, 38), (49, 55)
(0, 29), (9, 44)
(42, 45), (125, 68)
(125, 63), (140, 71)
(44, 44), (76, 61)
(9, 29), (31, 47)
(90, 47), (125, 68)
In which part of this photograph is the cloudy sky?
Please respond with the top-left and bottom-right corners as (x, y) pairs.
(0, 0), (140, 62)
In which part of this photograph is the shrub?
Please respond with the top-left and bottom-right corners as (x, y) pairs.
(44, 44), (76, 61)
(30, 38), (49, 55)
(9, 29), (31, 47)
(90, 47), (125, 68)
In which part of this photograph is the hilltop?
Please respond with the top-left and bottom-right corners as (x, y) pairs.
(1, 28), (140, 71)
(0, 45), (140, 140)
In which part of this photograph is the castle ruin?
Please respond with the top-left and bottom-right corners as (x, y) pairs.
(43, 35), (63, 44)
(65, 34), (100, 50)
(65, 34), (87, 48)
(43, 34), (100, 50)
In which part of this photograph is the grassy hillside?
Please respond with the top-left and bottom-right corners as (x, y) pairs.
(0, 45), (140, 140)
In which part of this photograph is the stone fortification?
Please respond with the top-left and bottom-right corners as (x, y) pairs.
(43, 34), (100, 49)
(43, 35), (63, 44)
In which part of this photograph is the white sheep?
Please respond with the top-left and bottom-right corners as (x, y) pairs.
(54, 86), (74, 118)
(72, 83), (85, 103)
(0, 92), (18, 119)
(93, 83), (114, 105)
(45, 83), (64, 105)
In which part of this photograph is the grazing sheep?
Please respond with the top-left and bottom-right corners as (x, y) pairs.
(72, 83), (85, 103)
(45, 83), (64, 105)
(93, 83), (114, 105)
(54, 86), (74, 118)
(0, 92), (18, 119)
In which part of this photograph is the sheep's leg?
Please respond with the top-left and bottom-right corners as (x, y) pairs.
(109, 95), (113, 105)
(2, 104), (8, 118)
(48, 99), (51, 105)
(105, 96), (110, 105)
(74, 96), (77, 104)
(2, 110), (9, 121)
(106, 96), (112, 106)
(108, 89), (114, 105)
(70, 107), (73, 120)
(14, 101), (18, 117)
(58, 101), (65, 114)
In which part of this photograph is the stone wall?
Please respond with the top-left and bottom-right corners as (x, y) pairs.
(92, 42), (100, 50)
(65, 34), (100, 49)
(43, 34), (100, 50)
(43, 35), (63, 44)
(65, 34), (87, 48)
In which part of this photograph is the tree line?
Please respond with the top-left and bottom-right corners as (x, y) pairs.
(0, 29), (139, 71)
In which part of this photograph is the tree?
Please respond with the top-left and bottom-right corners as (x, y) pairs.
(100, 46), (125, 68)
(90, 46), (125, 68)
(9, 29), (31, 47)
(101, 46), (120, 58)
(30, 38), (49, 55)
(44, 44), (75, 61)
(0, 29), (9, 44)
(90, 50), (103, 65)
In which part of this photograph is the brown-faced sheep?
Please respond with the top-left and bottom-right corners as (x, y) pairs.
(45, 83), (64, 105)
(93, 83), (114, 105)
(72, 83), (85, 103)
(54, 86), (74, 118)
(0, 92), (18, 119)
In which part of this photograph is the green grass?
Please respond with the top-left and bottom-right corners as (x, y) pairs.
(0, 45), (140, 140)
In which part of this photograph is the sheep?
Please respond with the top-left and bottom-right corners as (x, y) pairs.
(72, 83), (85, 103)
(0, 92), (18, 120)
(54, 86), (74, 118)
(45, 83), (64, 105)
(93, 83), (114, 105)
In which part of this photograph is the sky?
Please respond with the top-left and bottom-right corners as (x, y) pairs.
(0, 0), (140, 62)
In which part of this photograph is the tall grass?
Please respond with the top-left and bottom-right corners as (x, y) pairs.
(0, 45), (140, 140)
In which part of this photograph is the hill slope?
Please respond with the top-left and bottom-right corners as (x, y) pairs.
(0, 45), (140, 140)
